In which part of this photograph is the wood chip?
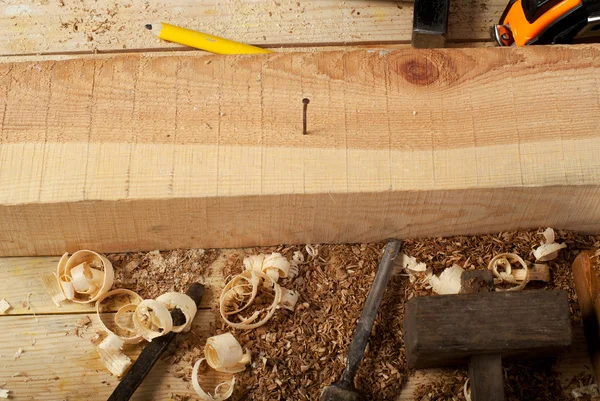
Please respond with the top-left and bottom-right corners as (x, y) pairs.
(13, 348), (23, 360)
(0, 299), (11, 314)
(75, 315), (92, 327)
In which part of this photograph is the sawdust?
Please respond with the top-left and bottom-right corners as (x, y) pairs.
(101, 229), (599, 400)
(108, 249), (219, 300)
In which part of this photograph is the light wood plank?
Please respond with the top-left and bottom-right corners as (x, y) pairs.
(0, 308), (591, 400)
(0, 252), (239, 314)
(0, 311), (220, 401)
(0, 0), (504, 56)
(1, 46), (600, 255)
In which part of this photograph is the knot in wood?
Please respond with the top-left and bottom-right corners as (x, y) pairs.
(399, 56), (440, 86)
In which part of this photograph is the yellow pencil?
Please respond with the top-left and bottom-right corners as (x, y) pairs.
(145, 23), (272, 55)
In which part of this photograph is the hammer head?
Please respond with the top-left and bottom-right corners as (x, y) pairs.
(404, 290), (572, 369)
(319, 382), (364, 401)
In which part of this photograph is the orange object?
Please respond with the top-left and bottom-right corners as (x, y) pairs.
(500, 0), (582, 45)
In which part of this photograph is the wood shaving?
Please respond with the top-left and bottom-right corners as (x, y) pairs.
(97, 334), (131, 376)
(13, 348), (22, 360)
(156, 292), (198, 333)
(133, 299), (173, 341)
(53, 250), (114, 304)
(399, 253), (427, 272)
(0, 299), (11, 314)
(205, 333), (250, 373)
(219, 270), (283, 330)
(192, 359), (235, 401)
(430, 264), (464, 294)
(487, 253), (529, 291)
(0, 388), (8, 398)
(533, 228), (567, 261)
(75, 315), (92, 327)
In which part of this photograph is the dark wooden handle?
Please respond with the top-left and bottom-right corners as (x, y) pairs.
(469, 354), (505, 401)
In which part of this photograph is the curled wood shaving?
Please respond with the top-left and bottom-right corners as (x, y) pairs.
(488, 253), (529, 291)
(156, 292), (197, 333)
(192, 359), (235, 401)
(205, 333), (251, 373)
(305, 244), (318, 259)
(133, 299), (173, 341)
(243, 255), (266, 272)
(430, 264), (463, 294)
(243, 253), (294, 282)
(220, 270), (282, 330)
(95, 289), (143, 376)
(533, 228), (567, 261)
(0, 299), (11, 314)
(55, 250), (114, 304)
(96, 289), (144, 344)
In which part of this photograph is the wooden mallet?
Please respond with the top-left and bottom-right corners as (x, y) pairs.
(404, 290), (572, 401)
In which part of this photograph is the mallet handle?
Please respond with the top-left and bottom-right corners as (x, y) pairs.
(469, 354), (505, 401)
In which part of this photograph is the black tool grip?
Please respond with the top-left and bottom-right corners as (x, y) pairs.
(107, 283), (205, 401)
(339, 240), (401, 386)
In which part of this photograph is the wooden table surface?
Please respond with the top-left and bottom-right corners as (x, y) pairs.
(0, 1), (594, 399)
(0, 256), (593, 400)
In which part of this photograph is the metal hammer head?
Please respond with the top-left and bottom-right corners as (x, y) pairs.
(319, 381), (364, 401)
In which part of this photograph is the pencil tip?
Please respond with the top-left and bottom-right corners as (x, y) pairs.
(145, 24), (152, 30)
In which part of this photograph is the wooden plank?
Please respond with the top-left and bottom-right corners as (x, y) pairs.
(0, 253), (238, 314)
(1, 46), (600, 256)
(0, 311), (223, 401)
(0, 313), (591, 400)
(0, 0), (504, 56)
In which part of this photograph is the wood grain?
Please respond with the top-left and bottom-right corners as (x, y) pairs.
(0, 0), (504, 56)
(468, 354), (504, 401)
(0, 311), (224, 401)
(0, 305), (592, 400)
(404, 290), (572, 368)
(2, 46), (600, 255)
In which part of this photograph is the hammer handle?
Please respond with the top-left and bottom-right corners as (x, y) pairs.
(469, 354), (505, 401)
(340, 239), (401, 385)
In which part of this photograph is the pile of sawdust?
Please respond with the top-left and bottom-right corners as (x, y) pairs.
(108, 249), (219, 299)
(105, 229), (599, 400)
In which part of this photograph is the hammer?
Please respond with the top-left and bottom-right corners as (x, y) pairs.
(320, 239), (402, 401)
(404, 289), (572, 401)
